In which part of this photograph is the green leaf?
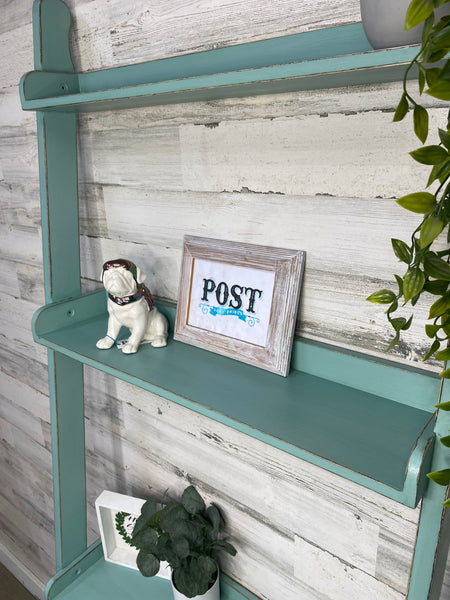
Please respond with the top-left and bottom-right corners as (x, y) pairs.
(424, 338), (441, 360)
(430, 24), (450, 49)
(172, 536), (190, 559)
(426, 159), (450, 186)
(410, 145), (448, 165)
(159, 503), (189, 534)
(136, 550), (160, 577)
(424, 279), (450, 294)
(420, 215), (445, 247)
(405, 0), (435, 29)
(425, 67), (442, 87)
(197, 556), (218, 579)
(423, 340), (441, 362)
(439, 128), (450, 150)
(394, 274), (404, 295)
(366, 289), (397, 304)
(426, 48), (449, 62)
(439, 435), (450, 447)
(427, 469), (450, 485)
(419, 69), (426, 94)
(403, 267), (426, 303)
(422, 13), (435, 44)
(393, 93), (409, 122)
(426, 323), (441, 337)
(424, 253), (450, 280)
(140, 498), (158, 519)
(436, 401), (450, 411)
(132, 527), (159, 551)
(403, 314), (414, 331)
(429, 291), (450, 318)
(386, 298), (399, 315)
(439, 58), (450, 80)
(211, 540), (237, 556)
(396, 192), (436, 213)
(386, 331), (401, 352)
(413, 105), (429, 143)
(390, 317), (407, 331)
(182, 486), (206, 515)
(391, 239), (412, 263)
(436, 346), (450, 360)
(426, 81), (450, 100)
(206, 504), (224, 533)
(440, 367), (450, 378)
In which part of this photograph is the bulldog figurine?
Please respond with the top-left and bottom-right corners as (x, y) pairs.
(96, 258), (168, 354)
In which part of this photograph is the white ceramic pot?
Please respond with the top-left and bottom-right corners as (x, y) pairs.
(360, 0), (450, 49)
(171, 572), (220, 600)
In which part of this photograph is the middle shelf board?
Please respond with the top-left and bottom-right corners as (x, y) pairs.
(33, 290), (436, 507)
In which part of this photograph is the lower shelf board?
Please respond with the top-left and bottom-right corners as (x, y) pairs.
(46, 541), (257, 600)
(33, 290), (438, 507)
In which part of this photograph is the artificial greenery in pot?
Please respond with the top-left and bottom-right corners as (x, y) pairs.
(116, 485), (237, 599)
(366, 0), (450, 493)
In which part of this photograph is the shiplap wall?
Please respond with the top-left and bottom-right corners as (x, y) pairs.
(1, 0), (450, 599)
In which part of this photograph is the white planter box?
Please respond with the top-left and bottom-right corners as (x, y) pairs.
(95, 490), (170, 579)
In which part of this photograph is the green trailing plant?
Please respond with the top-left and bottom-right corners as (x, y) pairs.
(367, 0), (450, 491)
(116, 485), (236, 598)
(367, 0), (450, 365)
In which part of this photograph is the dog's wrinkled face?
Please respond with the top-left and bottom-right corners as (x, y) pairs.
(103, 266), (137, 298)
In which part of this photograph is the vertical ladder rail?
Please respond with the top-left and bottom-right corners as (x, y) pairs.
(407, 378), (450, 600)
(34, 0), (86, 570)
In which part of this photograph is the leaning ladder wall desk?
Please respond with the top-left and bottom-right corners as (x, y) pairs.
(20, 0), (450, 598)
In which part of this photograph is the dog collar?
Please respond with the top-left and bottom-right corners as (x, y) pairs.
(108, 284), (154, 311)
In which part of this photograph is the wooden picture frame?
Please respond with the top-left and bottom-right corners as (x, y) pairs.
(174, 236), (305, 376)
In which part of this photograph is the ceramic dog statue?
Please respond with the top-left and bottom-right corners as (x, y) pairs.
(96, 258), (168, 354)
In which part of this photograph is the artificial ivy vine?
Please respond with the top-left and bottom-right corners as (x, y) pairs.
(367, 0), (450, 374)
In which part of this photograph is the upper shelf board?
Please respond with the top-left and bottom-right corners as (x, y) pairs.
(20, 0), (421, 112)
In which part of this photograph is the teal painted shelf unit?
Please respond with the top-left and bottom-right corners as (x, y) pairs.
(20, 1), (450, 599)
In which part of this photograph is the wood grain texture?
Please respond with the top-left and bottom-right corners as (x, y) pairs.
(1, 0), (450, 598)
(65, 0), (362, 71)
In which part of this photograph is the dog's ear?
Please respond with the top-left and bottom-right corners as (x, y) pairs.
(135, 265), (146, 283)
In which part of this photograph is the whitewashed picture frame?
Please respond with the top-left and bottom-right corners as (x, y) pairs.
(174, 236), (305, 376)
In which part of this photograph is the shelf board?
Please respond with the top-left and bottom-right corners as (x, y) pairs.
(46, 541), (255, 600)
(33, 291), (436, 507)
(20, 21), (420, 113)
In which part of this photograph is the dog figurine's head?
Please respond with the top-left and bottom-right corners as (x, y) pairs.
(101, 258), (145, 298)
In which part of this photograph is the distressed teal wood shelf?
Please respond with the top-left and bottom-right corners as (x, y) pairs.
(45, 541), (257, 600)
(20, 6), (421, 113)
(32, 290), (438, 508)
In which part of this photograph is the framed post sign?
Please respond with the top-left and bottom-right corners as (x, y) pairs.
(174, 236), (305, 376)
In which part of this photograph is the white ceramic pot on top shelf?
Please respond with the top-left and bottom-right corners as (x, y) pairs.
(360, 0), (450, 49)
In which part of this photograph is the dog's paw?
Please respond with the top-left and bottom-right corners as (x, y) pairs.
(122, 343), (138, 354)
(151, 337), (167, 348)
(96, 336), (115, 349)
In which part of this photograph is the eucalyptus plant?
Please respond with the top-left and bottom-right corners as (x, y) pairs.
(116, 485), (236, 598)
(366, 0), (450, 494)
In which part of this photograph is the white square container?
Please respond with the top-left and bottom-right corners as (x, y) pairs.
(95, 490), (170, 579)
